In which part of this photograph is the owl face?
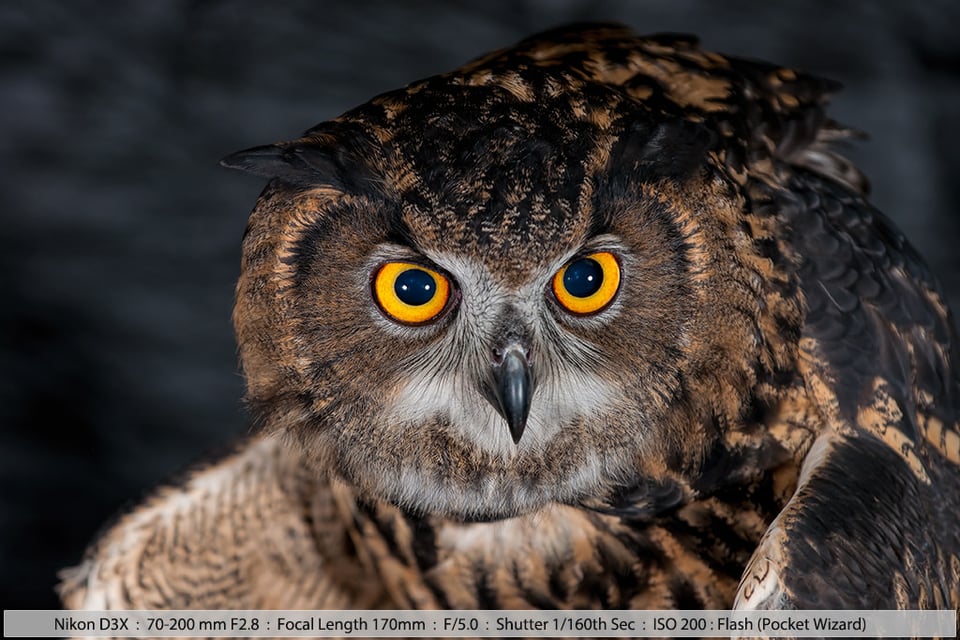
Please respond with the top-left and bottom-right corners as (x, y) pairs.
(229, 73), (774, 520)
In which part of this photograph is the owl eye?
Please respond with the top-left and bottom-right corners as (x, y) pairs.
(373, 262), (451, 325)
(552, 251), (621, 315)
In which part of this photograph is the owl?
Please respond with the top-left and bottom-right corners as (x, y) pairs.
(61, 23), (960, 616)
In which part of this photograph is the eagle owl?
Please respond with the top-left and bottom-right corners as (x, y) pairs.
(61, 23), (960, 614)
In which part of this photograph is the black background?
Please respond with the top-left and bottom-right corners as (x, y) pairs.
(2, 1), (959, 609)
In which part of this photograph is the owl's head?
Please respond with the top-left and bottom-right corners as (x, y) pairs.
(224, 34), (805, 520)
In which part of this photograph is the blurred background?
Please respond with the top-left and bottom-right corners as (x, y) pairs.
(2, 0), (959, 609)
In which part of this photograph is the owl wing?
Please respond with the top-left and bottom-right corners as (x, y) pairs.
(736, 172), (960, 609)
(58, 434), (385, 610)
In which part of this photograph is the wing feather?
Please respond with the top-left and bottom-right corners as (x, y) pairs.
(737, 173), (960, 609)
(59, 435), (385, 610)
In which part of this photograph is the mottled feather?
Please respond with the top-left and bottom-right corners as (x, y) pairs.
(61, 23), (960, 628)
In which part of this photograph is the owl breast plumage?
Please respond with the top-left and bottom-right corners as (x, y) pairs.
(61, 23), (960, 615)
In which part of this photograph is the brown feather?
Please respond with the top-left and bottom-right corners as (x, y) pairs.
(63, 23), (960, 620)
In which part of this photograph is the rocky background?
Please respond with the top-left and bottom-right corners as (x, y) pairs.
(2, 1), (958, 608)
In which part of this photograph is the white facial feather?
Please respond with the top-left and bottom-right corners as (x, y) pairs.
(368, 252), (638, 515)
(381, 254), (621, 458)
(358, 245), (636, 514)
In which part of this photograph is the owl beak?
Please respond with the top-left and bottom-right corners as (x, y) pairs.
(487, 344), (533, 445)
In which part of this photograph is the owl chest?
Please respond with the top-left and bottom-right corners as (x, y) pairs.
(346, 494), (777, 609)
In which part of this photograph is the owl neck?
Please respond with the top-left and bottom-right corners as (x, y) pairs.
(309, 378), (815, 608)
(319, 450), (801, 609)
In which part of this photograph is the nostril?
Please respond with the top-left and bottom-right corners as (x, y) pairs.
(491, 344), (531, 366)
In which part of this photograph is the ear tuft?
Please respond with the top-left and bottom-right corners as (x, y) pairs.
(614, 119), (717, 181)
(220, 145), (288, 176)
(220, 144), (344, 188)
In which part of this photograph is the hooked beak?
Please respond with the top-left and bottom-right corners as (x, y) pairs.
(485, 344), (534, 444)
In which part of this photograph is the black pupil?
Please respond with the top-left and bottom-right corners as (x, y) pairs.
(563, 258), (603, 298)
(395, 268), (436, 306)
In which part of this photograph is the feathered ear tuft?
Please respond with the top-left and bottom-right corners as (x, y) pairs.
(611, 119), (717, 182)
(220, 143), (346, 189)
(220, 144), (288, 177)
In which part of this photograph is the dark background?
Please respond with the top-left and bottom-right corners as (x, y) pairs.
(2, 1), (959, 609)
